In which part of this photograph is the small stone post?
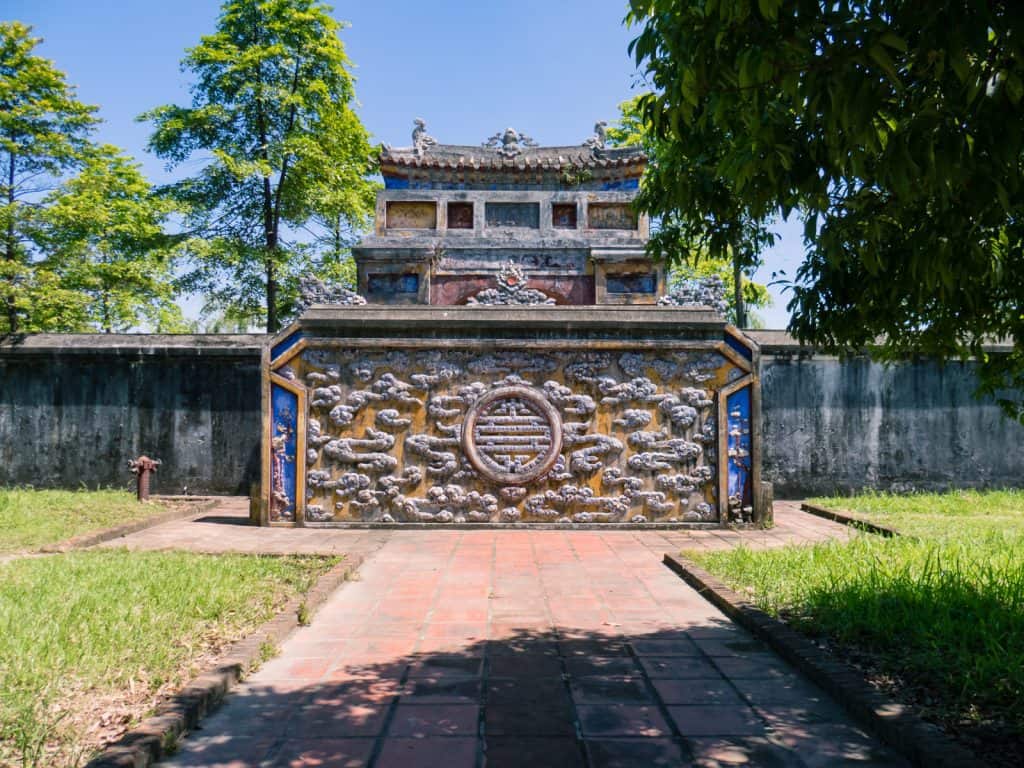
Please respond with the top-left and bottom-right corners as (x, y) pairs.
(128, 456), (161, 501)
(755, 481), (774, 528)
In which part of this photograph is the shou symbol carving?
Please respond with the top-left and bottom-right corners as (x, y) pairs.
(463, 386), (563, 484)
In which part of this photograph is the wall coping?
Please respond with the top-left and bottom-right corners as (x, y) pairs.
(0, 333), (265, 357)
(2, 329), (1014, 356)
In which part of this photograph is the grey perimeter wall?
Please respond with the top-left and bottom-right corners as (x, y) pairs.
(1, 332), (1022, 498)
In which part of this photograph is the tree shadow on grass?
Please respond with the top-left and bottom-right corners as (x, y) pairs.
(789, 579), (1024, 768)
(155, 623), (906, 768)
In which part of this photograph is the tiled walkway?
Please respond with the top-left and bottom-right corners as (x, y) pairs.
(164, 527), (904, 768)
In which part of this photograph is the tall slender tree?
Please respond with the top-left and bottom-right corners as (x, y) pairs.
(0, 21), (97, 333)
(143, 0), (378, 332)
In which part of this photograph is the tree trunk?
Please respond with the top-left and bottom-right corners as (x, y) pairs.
(266, 256), (277, 333)
(4, 151), (18, 333)
(732, 247), (746, 329)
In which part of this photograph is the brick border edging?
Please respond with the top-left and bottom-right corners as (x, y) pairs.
(85, 554), (363, 768)
(39, 498), (221, 554)
(799, 502), (902, 537)
(662, 553), (983, 768)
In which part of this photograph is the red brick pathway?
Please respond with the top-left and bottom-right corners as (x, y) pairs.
(164, 528), (904, 768)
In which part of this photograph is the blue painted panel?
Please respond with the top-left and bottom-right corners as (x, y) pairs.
(270, 385), (298, 521)
(725, 331), (753, 360)
(726, 387), (753, 512)
(271, 331), (304, 363)
(383, 175), (409, 189)
(601, 179), (640, 191)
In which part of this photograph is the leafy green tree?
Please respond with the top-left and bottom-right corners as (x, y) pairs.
(143, 0), (378, 332)
(608, 95), (773, 326)
(0, 21), (97, 332)
(627, 0), (1024, 417)
(39, 146), (184, 332)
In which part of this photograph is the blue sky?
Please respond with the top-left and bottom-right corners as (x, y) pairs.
(4, 0), (801, 327)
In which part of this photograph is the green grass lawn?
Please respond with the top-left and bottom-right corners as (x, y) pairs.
(809, 488), (1024, 539)
(0, 488), (175, 554)
(0, 550), (337, 767)
(689, 489), (1024, 765)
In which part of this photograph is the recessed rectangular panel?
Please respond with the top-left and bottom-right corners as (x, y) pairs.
(726, 386), (753, 513)
(606, 273), (657, 294)
(368, 273), (420, 295)
(552, 203), (578, 229)
(589, 203), (638, 230)
(386, 201), (437, 229)
(447, 201), (474, 229)
(270, 385), (298, 522)
(485, 202), (540, 229)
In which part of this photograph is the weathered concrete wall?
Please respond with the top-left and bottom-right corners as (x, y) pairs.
(750, 331), (1024, 497)
(2, 332), (1022, 498)
(0, 335), (263, 495)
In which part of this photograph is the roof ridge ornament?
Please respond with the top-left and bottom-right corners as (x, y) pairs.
(466, 262), (556, 306)
(658, 275), (728, 316)
(583, 120), (608, 151)
(484, 127), (538, 158)
(412, 118), (436, 157)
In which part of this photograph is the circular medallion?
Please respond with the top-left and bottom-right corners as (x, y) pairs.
(462, 386), (563, 485)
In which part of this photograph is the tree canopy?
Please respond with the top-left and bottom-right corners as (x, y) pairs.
(143, 0), (378, 332)
(627, 0), (1024, 417)
(608, 95), (773, 327)
(1, 21), (180, 334)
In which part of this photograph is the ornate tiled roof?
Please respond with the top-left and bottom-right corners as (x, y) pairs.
(380, 120), (646, 172)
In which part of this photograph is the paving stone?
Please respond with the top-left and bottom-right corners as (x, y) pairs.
(639, 655), (725, 680)
(488, 652), (563, 678)
(374, 737), (477, 768)
(585, 738), (689, 767)
(764, 719), (910, 767)
(400, 676), (481, 703)
(629, 637), (702, 656)
(485, 677), (575, 736)
(576, 704), (671, 738)
(651, 678), (746, 706)
(271, 737), (374, 767)
(668, 704), (767, 737)
(485, 736), (585, 768)
(286, 700), (390, 739)
(406, 655), (483, 680)
(729, 675), (836, 707)
(570, 675), (655, 704)
(686, 736), (807, 767)
(564, 655), (641, 677)
(387, 702), (480, 738)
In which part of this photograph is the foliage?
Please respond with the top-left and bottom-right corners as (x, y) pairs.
(0, 488), (161, 554)
(610, 95), (774, 326)
(0, 549), (336, 766)
(0, 21), (96, 333)
(626, 0), (1024, 417)
(0, 22), (180, 334)
(143, 0), (378, 332)
(692, 489), (1024, 753)
(38, 146), (185, 332)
